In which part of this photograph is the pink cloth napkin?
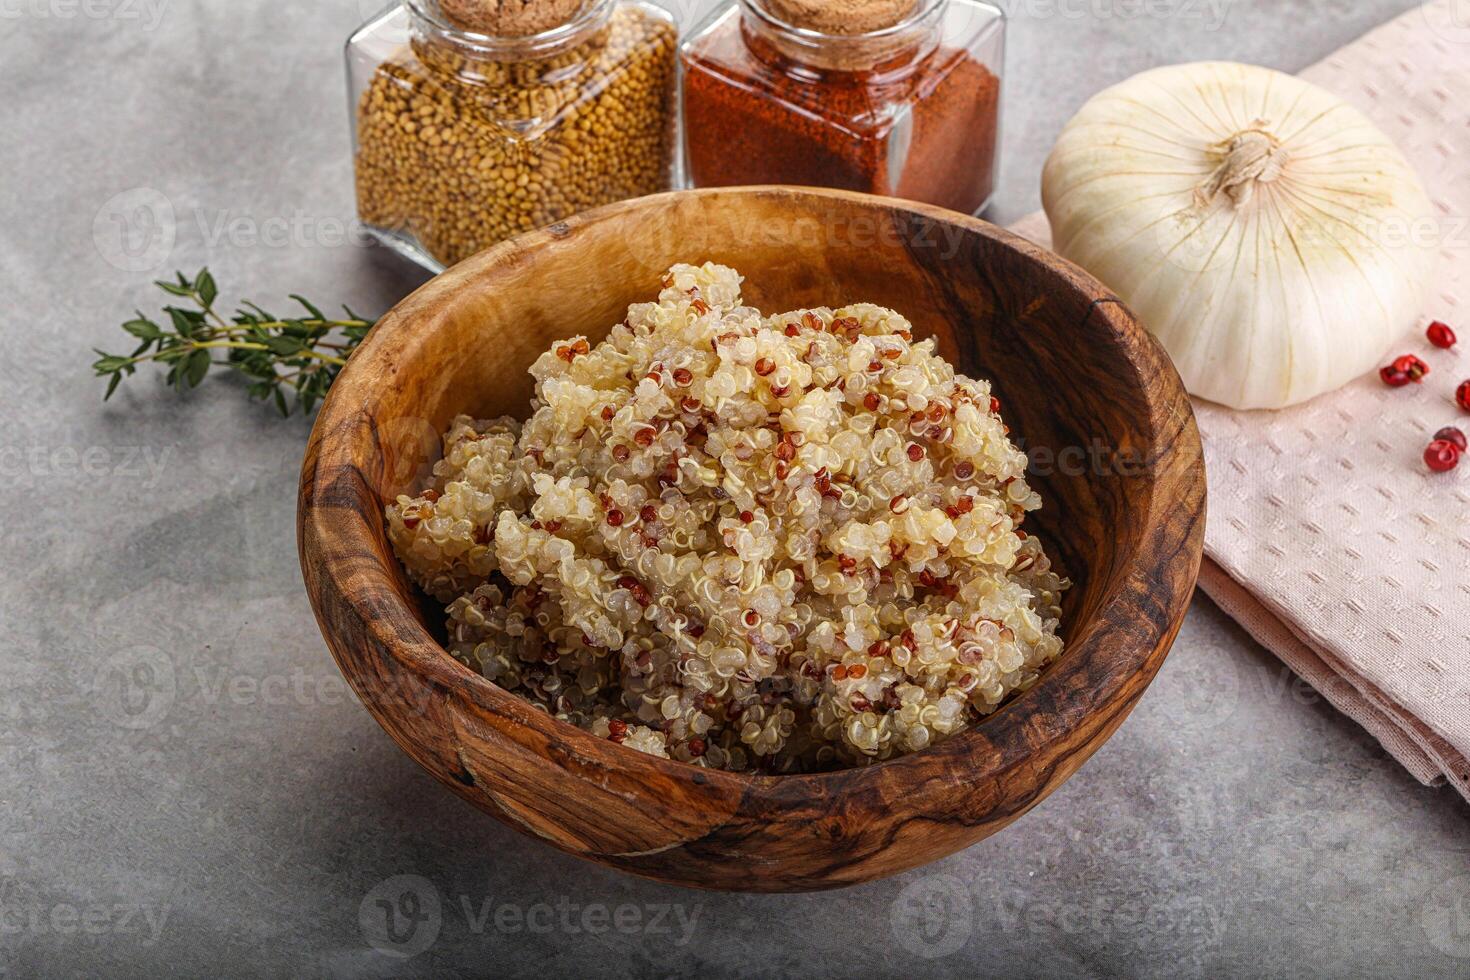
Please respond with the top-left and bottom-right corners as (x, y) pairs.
(1009, 0), (1470, 800)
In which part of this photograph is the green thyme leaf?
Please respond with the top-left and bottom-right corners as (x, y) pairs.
(291, 294), (326, 321)
(156, 279), (194, 298)
(167, 307), (199, 338)
(122, 317), (163, 341)
(184, 348), (210, 388)
(196, 269), (218, 309)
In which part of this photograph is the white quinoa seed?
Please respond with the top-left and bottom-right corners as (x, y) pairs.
(387, 263), (1069, 773)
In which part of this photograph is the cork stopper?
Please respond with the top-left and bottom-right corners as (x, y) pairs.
(437, 0), (586, 36)
(762, 0), (919, 35)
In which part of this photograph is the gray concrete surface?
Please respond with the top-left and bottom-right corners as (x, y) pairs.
(2, 0), (1467, 977)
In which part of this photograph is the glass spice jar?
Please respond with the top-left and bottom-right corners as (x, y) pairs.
(347, 0), (678, 271)
(680, 0), (1005, 216)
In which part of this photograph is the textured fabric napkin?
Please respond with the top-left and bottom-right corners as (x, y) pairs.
(1009, 0), (1470, 800)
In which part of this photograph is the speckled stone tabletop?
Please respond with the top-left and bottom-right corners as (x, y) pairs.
(1, 1), (1466, 977)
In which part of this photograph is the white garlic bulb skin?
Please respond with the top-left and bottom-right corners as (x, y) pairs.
(1042, 62), (1437, 410)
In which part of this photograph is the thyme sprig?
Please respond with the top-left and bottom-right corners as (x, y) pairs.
(93, 269), (375, 416)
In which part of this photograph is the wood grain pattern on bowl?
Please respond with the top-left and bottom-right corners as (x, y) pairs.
(298, 187), (1206, 893)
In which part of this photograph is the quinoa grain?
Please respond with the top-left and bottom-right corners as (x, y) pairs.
(387, 263), (1069, 772)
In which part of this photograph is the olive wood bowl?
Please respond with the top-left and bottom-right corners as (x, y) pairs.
(298, 187), (1206, 893)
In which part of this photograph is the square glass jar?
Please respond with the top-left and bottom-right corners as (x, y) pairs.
(680, 0), (1005, 216)
(347, 0), (679, 272)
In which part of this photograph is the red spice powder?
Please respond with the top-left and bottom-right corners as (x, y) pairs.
(681, 16), (1000, 214)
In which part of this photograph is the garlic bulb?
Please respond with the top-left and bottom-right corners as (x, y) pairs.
(1042, 62), (1437, 409)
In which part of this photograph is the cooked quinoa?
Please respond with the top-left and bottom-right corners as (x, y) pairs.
(386, 263), (1068, 772)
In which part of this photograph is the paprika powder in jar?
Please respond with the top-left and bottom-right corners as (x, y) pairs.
(680, 0), (1005, 215)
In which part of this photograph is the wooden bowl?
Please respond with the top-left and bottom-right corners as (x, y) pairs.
(299, 187), (1206, 893)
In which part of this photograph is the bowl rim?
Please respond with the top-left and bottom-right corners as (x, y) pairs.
(299, 185), (1205, 809)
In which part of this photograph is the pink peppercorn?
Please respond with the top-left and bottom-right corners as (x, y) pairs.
(1393, 353), (1431, 382)
(1380, 365), (1412, 387)
(1434, 426), (1467, 453)
(1427, 321), (1457, 349)
(1424, 440), (1461, 473)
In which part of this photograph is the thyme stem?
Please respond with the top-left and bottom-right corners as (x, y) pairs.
(93, 269), (375, 417)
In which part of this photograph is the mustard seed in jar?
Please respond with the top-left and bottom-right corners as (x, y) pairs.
(347, 0), (678, 270)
